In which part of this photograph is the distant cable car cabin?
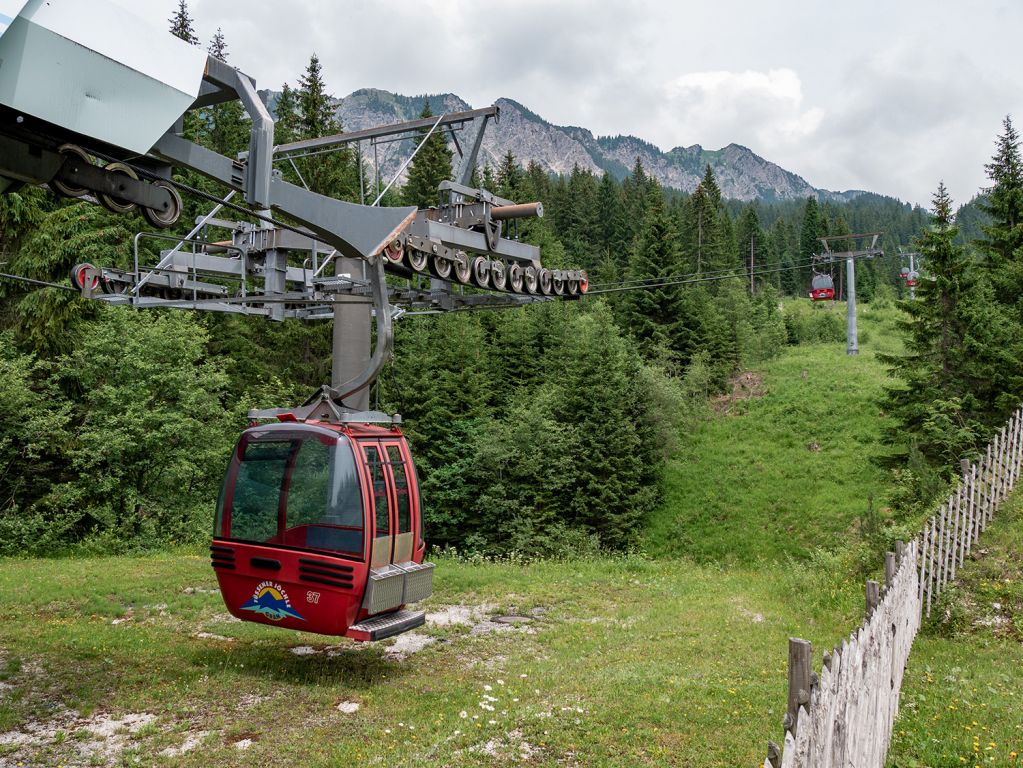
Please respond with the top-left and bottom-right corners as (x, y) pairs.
(809, 273), (835, 302)
(900, 267), (910, 279)
(211, 405), (433, 642)
(905, 270), (918, 288)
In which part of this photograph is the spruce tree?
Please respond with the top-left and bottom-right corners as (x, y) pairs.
(168, 0), (199, 44)
(541, 303), (650, 547)
(977, 116), (1023, 306)
(402, 101), (453, 209)
(682, 167), (729, 275)
(882, 183), (1017, 469)
(798, 197), (827, 293)
(273, 84), (301, 145)
(620, 191), (684, 361)
(291, 55), (359, 200)
(496, 151), (523, 200)
(735, 205), (768, 294)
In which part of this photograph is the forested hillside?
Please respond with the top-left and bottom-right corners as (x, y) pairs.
(1, 7), (1020, 562)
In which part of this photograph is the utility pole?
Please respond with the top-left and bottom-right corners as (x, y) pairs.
(846, 254), (858, 355)
(818, 233), (884, 357)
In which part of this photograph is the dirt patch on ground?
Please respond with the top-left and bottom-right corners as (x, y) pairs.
(711, 371), (767, 415)
(427, 604), (540, 637)
(0, 709), (157, 766)
(384, 631), (436, 660)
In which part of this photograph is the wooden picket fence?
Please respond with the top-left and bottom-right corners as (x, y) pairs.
(764, 406), (1023, 768)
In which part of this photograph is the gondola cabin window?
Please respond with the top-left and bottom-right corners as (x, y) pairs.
(388, 446), (412, 536)
(216, 433), (365, 559)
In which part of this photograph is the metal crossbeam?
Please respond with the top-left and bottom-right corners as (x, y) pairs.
(272, 106), (498, 157)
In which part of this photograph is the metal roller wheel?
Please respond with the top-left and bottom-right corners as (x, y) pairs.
(430, 251), (453, 280)
(507, 262), (524, 293)
(98, 162), (139, 214)
(406, 247), (429, 273)
(579, 271), (589, 294)
(383, 239), (405, 266)
(452, 250), (472, 284)
(48, 144), (94, 198)
(567, 277), (580, 295)
(101, 275), (129, 295)
(141, 181), (183, 229)
(524, 266), (539, 294)
(490, 260), (508, 291)
(552, 271), (566, 295)
(471, 256), (491, 288)
(538, 268), (553, 295)
(70, 262), (99, 292)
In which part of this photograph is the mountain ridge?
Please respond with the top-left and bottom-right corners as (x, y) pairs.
(259, 86), (866, 203)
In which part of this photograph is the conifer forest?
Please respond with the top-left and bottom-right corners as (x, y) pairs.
(0, 11), (1021, 560)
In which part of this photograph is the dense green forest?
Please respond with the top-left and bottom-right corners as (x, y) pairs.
(1, 5), (1020, 558)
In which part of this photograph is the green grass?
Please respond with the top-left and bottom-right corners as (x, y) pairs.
(886, 495), (1023, 768)
(0, 298), (1012, 767)
(645, 300), (902, 563)
(0, 552), (863, 767)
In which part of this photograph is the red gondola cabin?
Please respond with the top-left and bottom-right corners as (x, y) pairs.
(809, 273), (835, 302)
(211, 418), (433, 641)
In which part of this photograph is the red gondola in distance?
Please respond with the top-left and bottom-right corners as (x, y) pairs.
(211, 416), (433, 642)
(809, 273), (835, 302)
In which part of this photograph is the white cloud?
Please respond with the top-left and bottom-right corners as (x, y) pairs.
(659, 69), (824, 149)
(104, 0), (1023, 205)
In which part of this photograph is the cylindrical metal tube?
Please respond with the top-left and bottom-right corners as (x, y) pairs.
(490, 201), (543, 220)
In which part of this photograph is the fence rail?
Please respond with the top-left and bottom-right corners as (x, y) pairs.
(765, 406), (1023, 768)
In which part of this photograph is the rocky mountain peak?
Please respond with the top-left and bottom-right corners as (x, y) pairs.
(259, 87), (862, 202)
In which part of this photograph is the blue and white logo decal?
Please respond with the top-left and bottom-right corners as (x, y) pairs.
(241, 581), (305, 621)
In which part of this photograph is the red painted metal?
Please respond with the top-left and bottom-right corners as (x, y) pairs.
(211, 419), (424, 639)
(809, 287), (835, 301)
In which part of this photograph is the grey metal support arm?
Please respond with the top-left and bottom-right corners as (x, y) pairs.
(319, 254), (394, 405)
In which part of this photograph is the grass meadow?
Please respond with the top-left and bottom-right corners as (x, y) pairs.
(0, 300), (1018, 766)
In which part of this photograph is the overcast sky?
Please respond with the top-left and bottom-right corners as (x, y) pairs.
(129, 0), (1022, 206)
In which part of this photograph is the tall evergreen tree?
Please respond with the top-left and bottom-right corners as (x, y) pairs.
(735, 204), (768, 294)
(402, 101), (454, 209)
(273, 84), (301, 145)
(168, 0), (199, 44)
(496, 151), (523, 200)
(798, 197), (827, 293)
(620, 192), (684, 361)
(977, 116), (1023, 306)
(882, 183), (1018, 469)
(682, 167), (729, 275)
(291, 55), (359, 200)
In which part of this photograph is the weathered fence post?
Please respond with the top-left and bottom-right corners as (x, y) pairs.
(787, 638), (813, 736)
(924, 517), (935, 615)
(998, 427), (1008, 502)
(866, 580), (880, 618)
(949, 488), (957, 580)
(969, 464), (979, 552)
(1010, 409), (1018, 486)
(982, 444), (993, 530)
(765, 740), (780, 768)
(884, 553), (897, 592)
(936, 504), (948, 594)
